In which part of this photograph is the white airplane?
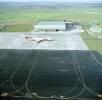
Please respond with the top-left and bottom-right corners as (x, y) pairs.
(25, 36), (54, 44)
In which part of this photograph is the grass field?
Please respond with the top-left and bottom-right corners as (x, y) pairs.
(81, 32), (102, 54)
(0, 6), (102, 53)
(0, 8), (102, 31)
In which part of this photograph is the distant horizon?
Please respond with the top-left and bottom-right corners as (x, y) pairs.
(0, 0), (102, 4)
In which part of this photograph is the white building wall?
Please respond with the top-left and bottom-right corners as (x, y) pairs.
(35, 25), (65, 31)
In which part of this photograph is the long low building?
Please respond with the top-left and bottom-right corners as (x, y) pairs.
(34, 20), (80, 31)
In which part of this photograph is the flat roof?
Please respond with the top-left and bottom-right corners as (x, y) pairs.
(36, 20), (65, 25)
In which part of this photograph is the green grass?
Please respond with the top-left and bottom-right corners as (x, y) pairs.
(0, 23), (33, 32)
(81, 32), (102, 54)
(0, 8), (102, 31)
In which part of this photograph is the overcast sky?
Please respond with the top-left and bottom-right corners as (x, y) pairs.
(0, 0), (102, 3)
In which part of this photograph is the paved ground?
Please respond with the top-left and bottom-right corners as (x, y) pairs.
(0, 50), (101, 99)
(0, 31), (88, 50)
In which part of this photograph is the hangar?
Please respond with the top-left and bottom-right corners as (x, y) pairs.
(34, 20), (80, 31)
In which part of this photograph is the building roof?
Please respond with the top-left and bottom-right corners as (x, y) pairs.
(34, 20), (79, 30)
(35, 21), (66, 30)
(36, 20), (65, 25)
